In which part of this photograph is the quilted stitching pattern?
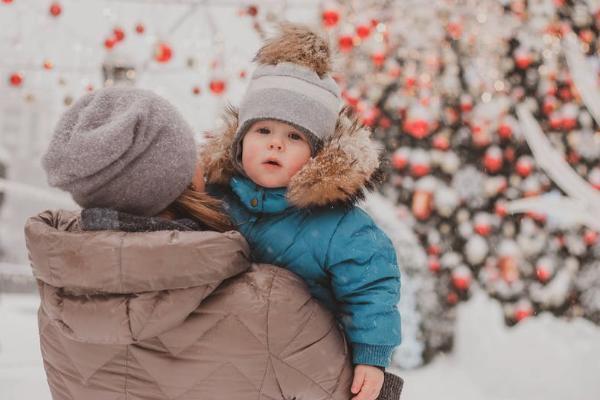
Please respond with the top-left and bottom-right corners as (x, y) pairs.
(37, 266), (353, 400)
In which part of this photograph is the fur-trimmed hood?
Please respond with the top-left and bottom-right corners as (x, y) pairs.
(201, 106), (385, 208)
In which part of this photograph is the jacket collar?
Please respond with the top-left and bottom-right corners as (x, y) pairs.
(230, 175), (290, 214)
(201, 105), (385, 209)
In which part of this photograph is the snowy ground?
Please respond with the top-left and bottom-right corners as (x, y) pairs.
(1, 291), (599, 400)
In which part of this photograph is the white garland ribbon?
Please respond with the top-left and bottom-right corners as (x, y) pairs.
(505, 105), (600, 231)
(563, 32), (600, 127)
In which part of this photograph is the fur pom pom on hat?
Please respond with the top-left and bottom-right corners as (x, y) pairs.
(253, 23), (332, 77)
(231, 23), (342, 174)
(42, 87), (197, 216)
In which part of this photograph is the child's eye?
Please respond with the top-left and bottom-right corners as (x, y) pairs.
(257, 127), (270, 134)
(289, 132), (304, 141)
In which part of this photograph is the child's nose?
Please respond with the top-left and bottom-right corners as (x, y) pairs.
(268, 136), (283, 151)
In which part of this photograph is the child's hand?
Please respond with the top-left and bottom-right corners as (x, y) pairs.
(350, 364), (384, 400)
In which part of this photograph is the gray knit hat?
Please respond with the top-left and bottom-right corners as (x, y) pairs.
(231, 23), (342, 174)
(42, 86), (197, 216)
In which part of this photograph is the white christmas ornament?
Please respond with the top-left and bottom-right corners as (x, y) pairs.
(465, 235), (489, 265)
(434, 185), (460, 218)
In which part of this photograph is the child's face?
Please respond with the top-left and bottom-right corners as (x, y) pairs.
(241, 119), (311, 188)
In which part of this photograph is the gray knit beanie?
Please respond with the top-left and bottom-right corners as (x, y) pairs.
(231, 23), (342, 174)
(42, 87), (197, 216)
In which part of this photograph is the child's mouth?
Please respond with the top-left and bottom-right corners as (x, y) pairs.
(263, 160), (281, 167)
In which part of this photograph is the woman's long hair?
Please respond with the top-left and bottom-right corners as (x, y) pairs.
(165, 185), (234, 232)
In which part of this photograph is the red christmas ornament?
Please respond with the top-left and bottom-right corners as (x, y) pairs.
(391, 148), (409, 170)
(446, 22), (463, 40)
(104, 37), (117, 50)
(460, 96), (473, 113)
(239, 70), (247, 79)
(404, 119), (431, 139)
(590, 168), (600, 190)
(562, 117), (577, 131)
(338, 35), (354, 52)
(135, 23), (145, 34)
(49, 2), (62, 17)
(451, 270), (471, 290)
(484, 146), (503, 173)
(192, 86), (201, 96)
(322, 9), (340, 28)
(536, 263), (551, 282)
(2, 0), (14, 4)
(549, 112), (562, 130)
(412, 190), (433, 220)
(543, 97), (557, 115)
(503, 147), (515, 163)
(154, 42), (173, 63)
(514, 303), (533, 322)
(514, 48), (532, 69)
(474, 222), (492, 236)
(447, 292), (459, 305)
(495, 202), (507, 217)
(579, 29), (594, 44)
(43, 60), (54, 70)
(584, 230), (599, 246)
(209, 79), (226, 95)
(356, 23), (371, 39)
(371, 51), (386, 67)
(411, 163), (430, 177)
(361, 107), (379, 127)
(567, 150), (580, 164)
(558, 86), (573, 102)
(113, 27), (125, 42)
(432, 134), (450, 150)
(342, 89), (360, 107)
(471, 125), (492, 147)
(427, 244), (441, 256)
(499, 256), (519, 283)
(246, 5), (258, 17)
(379, 116), (391, 129)
(428, 256), (441, 273)
(405, 76), (417, 89)
(497, 123), (513, 139)
(516, 156), (534, 177)
(9, 72), (23, 87)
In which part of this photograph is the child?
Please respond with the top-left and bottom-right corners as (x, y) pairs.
(203, 24), (402, 400)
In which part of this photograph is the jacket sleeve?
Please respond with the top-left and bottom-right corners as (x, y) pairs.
(325, 208), (402, 367)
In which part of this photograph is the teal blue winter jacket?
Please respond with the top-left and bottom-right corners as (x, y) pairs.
(202, 107), (402, 367)
(209, 176), (401, 367)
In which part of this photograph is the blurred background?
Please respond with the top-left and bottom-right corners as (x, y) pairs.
(1, 1), (600, 399)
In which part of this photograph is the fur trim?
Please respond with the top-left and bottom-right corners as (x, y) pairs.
(201, 106), (384, 208)
(200, 105), (238, 185)
(254, 23), (331, 78)
(287, 108), (384, 208)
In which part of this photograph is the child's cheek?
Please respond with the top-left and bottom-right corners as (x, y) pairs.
(241, 140), (259, 167)
(287, 155), (310, 178)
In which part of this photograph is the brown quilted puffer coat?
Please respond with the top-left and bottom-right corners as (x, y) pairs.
(24, 210), (353, 400)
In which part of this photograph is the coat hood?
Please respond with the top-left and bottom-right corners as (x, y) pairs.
(201, 106), (386, 208)
(24, 209), (250, 344)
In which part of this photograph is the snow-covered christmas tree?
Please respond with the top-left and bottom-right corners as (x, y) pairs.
(321, 0), (600, 362)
